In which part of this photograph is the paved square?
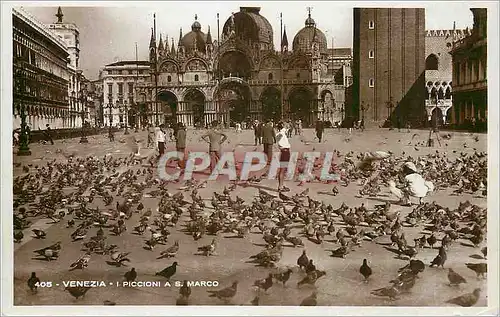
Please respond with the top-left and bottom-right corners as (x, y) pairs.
(12, 127), (488, 306)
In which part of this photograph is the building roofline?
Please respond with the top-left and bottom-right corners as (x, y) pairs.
(425, 29), (469, 38)
(105, 60), (151, 67)
(13, 7), (68, 53)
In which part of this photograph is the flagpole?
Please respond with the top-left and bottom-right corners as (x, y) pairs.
(280, 13), (284, 121)
(154, 13), (159, 126)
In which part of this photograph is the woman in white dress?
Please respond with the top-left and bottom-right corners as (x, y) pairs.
(275, 122), (291, 192)
(400, 162), (434, 205)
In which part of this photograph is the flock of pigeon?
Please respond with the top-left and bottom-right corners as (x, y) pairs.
(14, 133), (488, 306)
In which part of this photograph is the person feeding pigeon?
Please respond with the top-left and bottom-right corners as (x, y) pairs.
(398, 161), (435, 206)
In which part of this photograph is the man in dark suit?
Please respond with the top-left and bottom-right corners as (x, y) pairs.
(176, 122), (187, 169)
(44, 124), (54, 145)
(253, 120), (261, 145)
(261, 119), (276, 165)
(201, 121), (227, 173)
(315, 119), (324, 143)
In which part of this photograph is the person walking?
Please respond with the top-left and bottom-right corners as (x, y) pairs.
(275, 122), (291, 192)
(257, 121), (264, 145)
(108, 126), (115, 142)
(176, 122), (187, 170)
(26, 124), (31, 144)
(253, 120), (261, 145)
(347, 117), (354, 134)
(201, 121), (228, 173)
(315, 119), (324, 143)
(44, 124), (54, 145)
(360, 119), (365, 132)
(147, 125), (154, 148)
(261, 119), (276, 166)
(156, 124), (166, 160)
(126, 132), (140, 156)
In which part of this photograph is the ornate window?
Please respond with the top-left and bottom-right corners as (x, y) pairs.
(167, 75), (172, 82)
(268, 73), (273, 80)
(368, 20), (375, 29)
(425, 54), (439, 70)
(194, 74), (199, 81)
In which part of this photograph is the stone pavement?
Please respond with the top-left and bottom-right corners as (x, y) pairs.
(12, 127), (488, 306)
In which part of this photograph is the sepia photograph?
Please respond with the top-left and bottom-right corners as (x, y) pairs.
(1, 1), (498, 315)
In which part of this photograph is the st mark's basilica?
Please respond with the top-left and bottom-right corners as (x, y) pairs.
(135, 7), (351, 128)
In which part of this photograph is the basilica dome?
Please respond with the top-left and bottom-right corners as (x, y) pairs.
(222, 7), (274, 46)
(292, 13), (328, 55)
(180, 15), (207, 53)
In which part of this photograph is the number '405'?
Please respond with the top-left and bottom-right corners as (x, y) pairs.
(35, 281), (52, 287)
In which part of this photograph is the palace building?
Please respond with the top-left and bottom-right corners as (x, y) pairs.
(424, 28), (468, 126)
(47, 7), (86, 128)
(100, 60), (151, 128)
(449, 8), (487, 128)
(12, 7), (89, 131)
(12, 7), (71, 130)
(134, 7), (353, 128)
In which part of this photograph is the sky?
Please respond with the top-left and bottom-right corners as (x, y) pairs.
(19, 1), (477, 80)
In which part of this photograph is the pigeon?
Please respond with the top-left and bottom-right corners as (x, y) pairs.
(272, 268), (293, 286)
(305, 259), (316, 274)
(207, 281), (238, 302)
(27, 272), (40, 294)
(427, 234), (437, 249)
(465, 263), (487, 279)
(297, 250), (309, 270)
(371, 286), (400, 300)
(360, 259), (372, 282)
(124, 268), (137, 282)
(297, 270), (326, 287)
(65, 286), (91, 300)
(430, 246), (447, 268)
(254, 273), (273, 292)
(14, 230), (24, 243)
(387, 180), (403, 201)
(480, 246), (487, 259)
(32, 229), (47, 239)
(197, 239), (216, 256)
(300, 291), (317, 306)
(69, 253), (91, 271)
(399, 260), (425, 274)
(158, 241), (179, 259)
(156, 262), (178, 280)
(445, 288), (481, 307)
(447, 268), (467, 286)
(107, 251), (131, 267)
(103, 300), (116, 305)
(179, 280), (191, 298)
(330, 246), (349, 258)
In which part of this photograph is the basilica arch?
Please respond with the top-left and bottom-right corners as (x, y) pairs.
(157, 90), (178, 125)
(260, 87), (281, 121)
(184, 89), (206, 127)
(217, 50), (253, 79)
(214, 78), (251, 126)
(289, 87), (313, 126)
